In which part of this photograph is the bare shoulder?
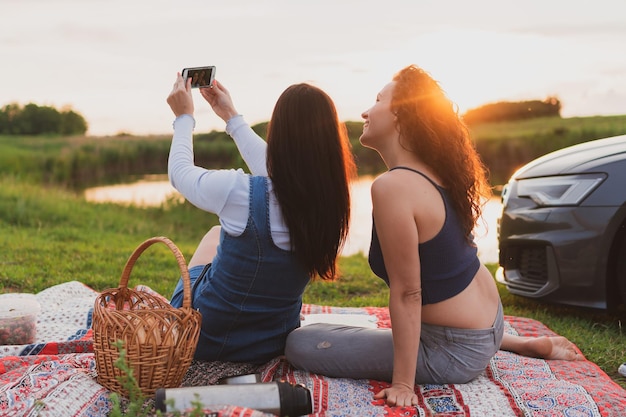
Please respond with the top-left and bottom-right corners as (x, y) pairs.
(372, 169), (445, 236)
(371, 171), (395, 190)
(372, 169), (439, 199)
(371, 171), (406, 200)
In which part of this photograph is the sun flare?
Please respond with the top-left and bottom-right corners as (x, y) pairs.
(406, 29), (560, 114)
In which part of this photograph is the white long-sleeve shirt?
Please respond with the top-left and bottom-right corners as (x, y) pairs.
(168, 114), (291, 250)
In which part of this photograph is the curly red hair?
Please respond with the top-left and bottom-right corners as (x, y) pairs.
(391, 65), (491, 240)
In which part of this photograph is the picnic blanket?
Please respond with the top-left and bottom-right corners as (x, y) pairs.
(1, 281), (625, 416)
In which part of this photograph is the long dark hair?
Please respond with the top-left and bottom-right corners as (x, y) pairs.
(391, 65), (491, 240)
(266, 84), (356, 280)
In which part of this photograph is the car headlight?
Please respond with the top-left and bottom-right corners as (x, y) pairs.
(516, 173), (606, 206)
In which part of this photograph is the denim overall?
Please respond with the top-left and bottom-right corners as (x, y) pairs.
(171, 176), (310, 363)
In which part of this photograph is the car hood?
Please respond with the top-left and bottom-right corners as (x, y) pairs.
(512, 134), (626, 179)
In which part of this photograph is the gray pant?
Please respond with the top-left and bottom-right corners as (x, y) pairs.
(285, 302), (504, 384)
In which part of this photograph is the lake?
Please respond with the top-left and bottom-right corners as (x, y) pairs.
(85, 176), (501, 263)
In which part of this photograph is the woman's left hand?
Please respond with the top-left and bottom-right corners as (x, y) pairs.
(374, 383), (418, 407)
(167, 73), (194, 117)
(199, 80), (238, 123)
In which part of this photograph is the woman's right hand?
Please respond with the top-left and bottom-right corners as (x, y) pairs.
(374, 383), (418, 407)
(200, 80), (239, 123)
(166, 73), (194, 117)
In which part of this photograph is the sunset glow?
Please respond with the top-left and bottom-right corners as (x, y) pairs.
(1, 0), (625, 136)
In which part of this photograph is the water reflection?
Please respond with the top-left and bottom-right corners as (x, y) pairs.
(84, 176), (183, 207)
(85, 176), (501, 263)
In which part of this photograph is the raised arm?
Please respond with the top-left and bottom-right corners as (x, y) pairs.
(166, 74), (238, 214)
(200, 81), (267, 176)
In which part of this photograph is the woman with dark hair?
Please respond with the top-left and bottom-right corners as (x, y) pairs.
(166, 75), (355, 364)
(285, 65), (581, 407)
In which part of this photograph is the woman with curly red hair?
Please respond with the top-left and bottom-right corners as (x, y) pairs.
(285, 65), (581, 407)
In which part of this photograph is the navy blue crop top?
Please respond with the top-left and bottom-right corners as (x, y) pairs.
(368, 167), (480, 305)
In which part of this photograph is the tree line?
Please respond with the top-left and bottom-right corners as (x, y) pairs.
(462, 97), (561, 125)
(0, 102), (88, 135)
(0, 97), (561, 137)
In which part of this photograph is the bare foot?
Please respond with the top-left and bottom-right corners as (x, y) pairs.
(521, 336), (584, 361)
(546, 336), (584, 361)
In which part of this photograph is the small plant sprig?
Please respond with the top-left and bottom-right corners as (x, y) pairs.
(106, 340), (207, 417)
(107, 340), (153, 417)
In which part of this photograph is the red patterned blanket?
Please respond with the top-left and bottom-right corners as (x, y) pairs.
(1, 281), (625, 416)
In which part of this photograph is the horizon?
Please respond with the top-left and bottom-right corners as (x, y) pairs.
(2, 0), (626, 136)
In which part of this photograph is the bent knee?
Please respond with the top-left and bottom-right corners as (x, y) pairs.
(286, 326), (320, 362)
(285, 324), (339, 369)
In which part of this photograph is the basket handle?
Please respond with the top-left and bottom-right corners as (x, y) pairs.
(119, 236), (193, 309)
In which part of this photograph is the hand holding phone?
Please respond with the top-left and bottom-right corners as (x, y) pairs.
(182, 66), (216, 88)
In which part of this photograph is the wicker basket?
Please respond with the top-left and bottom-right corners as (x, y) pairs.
(93, 236), (202, 397)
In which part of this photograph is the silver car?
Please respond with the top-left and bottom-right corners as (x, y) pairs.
(496, 134), (626, 310)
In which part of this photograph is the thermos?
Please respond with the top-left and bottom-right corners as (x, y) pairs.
(154, 377), (313, 416)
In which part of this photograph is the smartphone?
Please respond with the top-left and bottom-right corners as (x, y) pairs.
(182, 66), (216, 88)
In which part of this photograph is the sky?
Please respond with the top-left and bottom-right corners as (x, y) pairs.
(1, 0), (626, 136)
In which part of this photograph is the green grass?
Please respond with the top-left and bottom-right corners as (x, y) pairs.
(470, 114), (626, 140)
(1, 176), (625, 390)
(0, 176), (218, 296)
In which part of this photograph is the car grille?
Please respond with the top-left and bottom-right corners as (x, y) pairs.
(502, 246), (549, 291)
